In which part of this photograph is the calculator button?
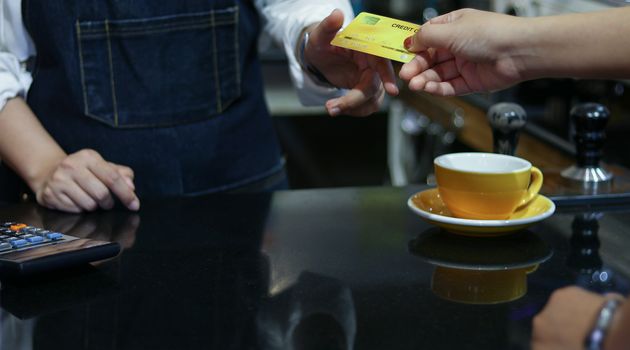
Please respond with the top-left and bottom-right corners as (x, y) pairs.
(10, 239), (28, 248)
(10, 223), (27, 231)
(26, 236), (44, 244)
(46, 232), (63, 240)
(21, 227), (38, 234)
(0, 242), (11, 251)
(1, 222), (15, 228)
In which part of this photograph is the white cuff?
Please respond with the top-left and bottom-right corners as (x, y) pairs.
(261, 1), (354, 106)
(0, 52), (32, 112)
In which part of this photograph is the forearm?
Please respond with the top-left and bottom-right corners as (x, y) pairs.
(518, 7), (630, 80)
(0, 98), (66, 192)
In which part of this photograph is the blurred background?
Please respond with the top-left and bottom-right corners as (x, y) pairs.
(260, 0), (630, 190)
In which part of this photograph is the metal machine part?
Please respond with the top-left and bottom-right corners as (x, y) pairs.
(487, 102), (527, 156)
(561, 103), (614, 183)
(388, 100), (463, 186)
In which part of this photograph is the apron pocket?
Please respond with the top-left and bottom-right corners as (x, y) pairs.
(76, 6), (240, 128)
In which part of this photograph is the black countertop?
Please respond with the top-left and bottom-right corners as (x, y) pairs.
(1, 186), (630, 350)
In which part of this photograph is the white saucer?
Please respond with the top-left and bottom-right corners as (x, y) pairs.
(407, 189), (556, 236)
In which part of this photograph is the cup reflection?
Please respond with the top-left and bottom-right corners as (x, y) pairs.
(431, 265), (537, 304)
(409, 228), (552, 304)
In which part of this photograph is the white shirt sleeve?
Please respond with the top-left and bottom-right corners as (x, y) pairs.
(255, 0), (354, 106)
(0, 0), (35, 112)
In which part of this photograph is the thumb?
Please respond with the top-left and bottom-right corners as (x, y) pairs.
(404, 9), (466, 52)
(312, 9), (345, 42)
(404, 22), (455, 52)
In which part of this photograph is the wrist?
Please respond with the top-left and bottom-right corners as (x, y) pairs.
(516, 13), (590, 81)
(0, 98), (67, 195)
(24, 153), (65, 195)
(296, 25), (335, 88)
(585, 298), (624, 350)
(502, 16), (547, 82)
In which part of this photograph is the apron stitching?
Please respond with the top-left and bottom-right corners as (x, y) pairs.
(105, 20), (120, 126)
(80, 22), (235, 39)
(210, 11), (222, 113)
(234, 5), (241, 94)
(75, 20), (90, 117)
(80, 8), (237, 29)
(183, 161), (285, 196)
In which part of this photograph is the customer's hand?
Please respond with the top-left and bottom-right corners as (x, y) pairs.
(400, 7), (630, 95)
(33, 149), (140, 213)
(399, 9), (527, 96)
(532, 286), (625, 350)
(305, 9), (399, 117)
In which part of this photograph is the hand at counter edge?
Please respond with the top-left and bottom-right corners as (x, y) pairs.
(0, 98), (140, 213)
(302, 9), (399, 117)
(532, 286), (630, 350)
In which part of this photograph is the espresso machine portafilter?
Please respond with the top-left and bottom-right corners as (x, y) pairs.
(561, 103), (613, 183)
(487, 102), (527, 156)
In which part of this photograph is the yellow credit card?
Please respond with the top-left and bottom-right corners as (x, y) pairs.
(331, 12), (420, 63)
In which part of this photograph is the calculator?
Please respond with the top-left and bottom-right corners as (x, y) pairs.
(0, 222), (121, 277)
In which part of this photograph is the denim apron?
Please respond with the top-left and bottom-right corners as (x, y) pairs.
(0, 0), (285, 201)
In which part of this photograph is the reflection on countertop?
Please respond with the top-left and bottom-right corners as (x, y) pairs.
(0, 186), (629, 349)
(409, 228), (552, 304)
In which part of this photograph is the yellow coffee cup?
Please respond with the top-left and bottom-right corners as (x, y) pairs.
(434, 152), (543, 220)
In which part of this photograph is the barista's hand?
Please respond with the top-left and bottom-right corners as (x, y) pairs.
(34, 149), (140, 213)
(399, 9), (527, 96)
(532, 286), (626, 350)
(305, 9), (399, 117)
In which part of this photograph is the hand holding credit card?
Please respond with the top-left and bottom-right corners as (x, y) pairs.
(331, 12), (420, 63)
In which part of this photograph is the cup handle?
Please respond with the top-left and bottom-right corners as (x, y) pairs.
(519, 166), (543, 207)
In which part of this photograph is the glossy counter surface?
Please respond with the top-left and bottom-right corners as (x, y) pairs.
(1, 186), (629, 350)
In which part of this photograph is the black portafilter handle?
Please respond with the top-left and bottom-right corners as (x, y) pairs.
(571, 103), (610, 168)
(487, 102), (527, 155)
(567, 213), (602, 275)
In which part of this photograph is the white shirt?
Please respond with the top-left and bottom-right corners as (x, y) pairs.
(0, 0), (353, 112)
